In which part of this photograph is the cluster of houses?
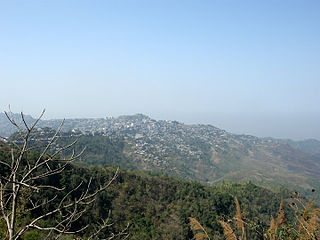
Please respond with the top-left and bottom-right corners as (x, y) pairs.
(13, 114), (267, 167)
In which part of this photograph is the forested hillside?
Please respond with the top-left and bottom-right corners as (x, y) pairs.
(8, 123), (320, 202)
(2, 113), (320, 239)
(0, 141), (300, 239)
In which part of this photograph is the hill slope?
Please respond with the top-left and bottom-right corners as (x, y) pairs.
(0, 141), (296, 239)
(2, 113), (320, 201)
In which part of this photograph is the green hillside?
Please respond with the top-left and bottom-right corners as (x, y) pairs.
(1, 140), (299, 239)
(8, 124), (320, 203)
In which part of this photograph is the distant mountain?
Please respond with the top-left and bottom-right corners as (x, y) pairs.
(266, 137), (320, 155)
(0, 112), (37, 137)
(2, 113), (320, 201)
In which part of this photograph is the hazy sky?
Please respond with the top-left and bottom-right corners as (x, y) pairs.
(1, 1), (320, 140)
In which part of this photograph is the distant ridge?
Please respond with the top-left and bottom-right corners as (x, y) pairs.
(265, 137), (320, 155)
(2, 112), (320, 201)
(0, 112), (37, 137)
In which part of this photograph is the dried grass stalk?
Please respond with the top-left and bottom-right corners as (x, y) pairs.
(298, 200), (313, 235)
(305, 208), (320, 239)
(219, 220), (237, 240)
(188, 217), (210, 240)
(275, 200), (285, 231)
(193, 232), (209, 240)
(234, 197), (246, 240)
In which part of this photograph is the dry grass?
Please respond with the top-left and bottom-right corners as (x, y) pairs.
(188, 217), (210, 240)
(189, 192), (319, 240)
(219, 221), (237, 240)
(234, 197), (246, 240)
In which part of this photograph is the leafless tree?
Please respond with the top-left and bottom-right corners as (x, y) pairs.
(0, 109), (128, 240)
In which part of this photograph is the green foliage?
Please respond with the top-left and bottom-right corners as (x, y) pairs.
(0, 141), (309, 239)
(9, 126), (320, 203)
(0, 219), (7, 239)
(59, 135), (128, 167)
(22, 231), (41, 240)
(86, 168), (293, 239)
(190, 194), (320, 240)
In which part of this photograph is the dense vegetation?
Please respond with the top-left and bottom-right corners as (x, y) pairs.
(9, 126), (320, 205)
(0, 141), (300, 239)
(4, 111), (320, 206)
(3, 121), (320, 239)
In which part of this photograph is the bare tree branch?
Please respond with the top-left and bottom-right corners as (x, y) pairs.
(0, 109), (125, 240)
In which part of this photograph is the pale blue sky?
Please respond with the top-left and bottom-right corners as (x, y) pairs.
(1, 0), (320, 139)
